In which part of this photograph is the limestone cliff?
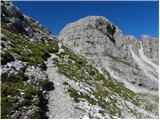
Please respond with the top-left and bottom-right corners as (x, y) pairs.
(1, 1), (159, 119)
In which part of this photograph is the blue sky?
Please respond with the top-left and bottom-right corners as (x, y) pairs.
(13, 1), (158, 38)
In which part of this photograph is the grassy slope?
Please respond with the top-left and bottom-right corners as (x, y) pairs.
(1, 27), (58, 118)
(52, 45), (140, 117)
(1, 27), (158, 118)
(52, 45), (158, 118)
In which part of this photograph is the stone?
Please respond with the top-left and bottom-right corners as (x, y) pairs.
(1, 1), (159, 119)
(1, 1), (51, 42)
(1, 60), (26, 80)
(58, 16), (159, 91)
(24, 66), (48, 84)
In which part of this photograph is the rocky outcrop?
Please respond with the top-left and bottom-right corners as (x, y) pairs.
(58, 16), (159, 91)
(1, 1), (159, 119)
(1, 1), (51, 42)
(141, 35), (159, 64)
(57, 16), (158, 118)
(51, 42), (159, 118)
(1, 1), (58, 118)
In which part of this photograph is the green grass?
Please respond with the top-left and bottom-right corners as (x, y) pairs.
(29, 109), (43, 119)
(145, 103), (157, 112)
(61, 45), (86, 64)
(29, 18), (51, 35)
(1, 70), (47, 118)
(24, 84), (38, 99)
(137, 93), (158, 114)
(53, 45), (141, 117)
(1, 28), (58, 67)
(1, 27), (52, 118)
(68, 88), (97, 105)
(1, 72), (25, 118)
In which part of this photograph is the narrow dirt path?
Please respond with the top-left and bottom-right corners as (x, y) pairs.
(45, 53), (83, 119)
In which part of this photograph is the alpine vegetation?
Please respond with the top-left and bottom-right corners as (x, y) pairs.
(1, 1), (159, 119)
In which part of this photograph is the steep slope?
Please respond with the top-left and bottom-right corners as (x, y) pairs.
(58, 16), (159, 92)
(141, 35), (159, 65)
(1, 1), (159, 119)
(1, 1), (58, 118)
(130, 43), (158, 85)
(58, 16), (159, 118)
(45, 53), (83, 118)
(1, 1), (83, 119)
(50, 43), (158, 118)
(1, 1), (51, 42)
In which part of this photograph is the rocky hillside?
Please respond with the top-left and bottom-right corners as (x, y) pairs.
(57, 16), (159, 118)
(58, 16), (159, 92)
(1, 1), (58, 118)
(1, 1), (159, 119)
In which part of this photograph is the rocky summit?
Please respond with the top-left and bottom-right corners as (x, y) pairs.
(1, 1), (159, 119)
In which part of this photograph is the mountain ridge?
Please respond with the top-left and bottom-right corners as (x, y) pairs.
(58, 15), (159, 91)
(1, 1), (159, 119)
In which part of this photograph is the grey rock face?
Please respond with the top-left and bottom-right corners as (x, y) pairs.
(1, 1), (55, 119)
(58, 16), (159, 91)
(1, 1), (51, 42)
(1, 1), (159, 119)
(141, 35), (159, 64)
(51, 42), (158, 119)
(1, 60), (27, 81)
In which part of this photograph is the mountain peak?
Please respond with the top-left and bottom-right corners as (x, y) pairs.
(59, 15), (159, 90)
(1, 1), (159, 119)
(59, 15), (120, 35)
